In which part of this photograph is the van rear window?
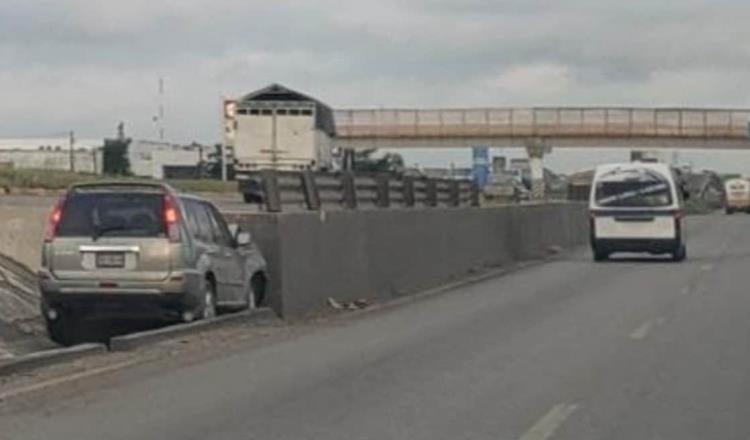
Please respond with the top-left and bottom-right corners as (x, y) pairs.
(57, 192), (166, 238)
(595, 170), (673, 207)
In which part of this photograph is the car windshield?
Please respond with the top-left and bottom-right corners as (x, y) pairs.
(57, 191), (166, 238)
(595, 169), (673, 207)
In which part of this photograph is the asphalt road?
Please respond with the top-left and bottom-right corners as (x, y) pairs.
(2, 213), (750, 439)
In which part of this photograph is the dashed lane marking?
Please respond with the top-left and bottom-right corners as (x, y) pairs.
(518, 403), (579, 440)
(629, 317), (666, 340)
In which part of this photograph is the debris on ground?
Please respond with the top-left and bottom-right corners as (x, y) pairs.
(327, 297), (371, 311)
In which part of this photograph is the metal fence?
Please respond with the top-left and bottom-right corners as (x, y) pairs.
(334, 108), (750, 139)
(239, 170), (480, 212)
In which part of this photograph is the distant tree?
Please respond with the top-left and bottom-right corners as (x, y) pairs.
(352, 149), (404, 173)
(102, 138), (131, 175)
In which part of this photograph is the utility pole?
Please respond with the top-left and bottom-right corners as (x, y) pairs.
(69, 131), (75, 172)
(154, 77), (165, 141)
(221, 144), (227, 181)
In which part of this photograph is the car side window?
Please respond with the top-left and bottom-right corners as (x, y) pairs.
(181, 198), (201, 239)
(189, 200), (214, 243)
(204, 202), (233, 248)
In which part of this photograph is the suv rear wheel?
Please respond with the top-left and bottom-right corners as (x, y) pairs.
(45, 310), (78, 346)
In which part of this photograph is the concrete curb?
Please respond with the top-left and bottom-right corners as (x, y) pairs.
(109, 308), (278, 352)
(310, 247), (583, 324)
(0, 343), (107, 377)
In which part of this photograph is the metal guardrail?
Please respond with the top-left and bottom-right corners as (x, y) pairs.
(239, 170), (480, 212)
(334, 108), (750, 139)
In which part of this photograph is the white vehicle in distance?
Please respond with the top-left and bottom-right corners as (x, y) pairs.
(589, 163), (687, 262)
(724, 178), (750, 214)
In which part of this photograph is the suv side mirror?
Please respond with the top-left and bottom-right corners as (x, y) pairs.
(236, 232), (251, 247)
(228, 223), (239, 238)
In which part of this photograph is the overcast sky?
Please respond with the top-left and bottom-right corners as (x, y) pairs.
(2, 0), (750, 149)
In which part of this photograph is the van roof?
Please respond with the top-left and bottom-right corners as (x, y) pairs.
(594, 162), (673, 179)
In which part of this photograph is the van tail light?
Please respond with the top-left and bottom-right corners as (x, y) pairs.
(45, 196), (67, 242)
(163, 194), (181, 242)
(673, 210), (685, 220)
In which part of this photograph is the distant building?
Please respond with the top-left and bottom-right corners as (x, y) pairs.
(0, 137), (103, 173)
(128, 140), (203, 179)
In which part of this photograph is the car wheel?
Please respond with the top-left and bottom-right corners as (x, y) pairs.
(672, 245), (687, 262)
(45, 310), (78, 346)
(726, 208), (734, 215)
(593, 248), (609, 262)
(246, 274), (266, 309)
(201, 280), (217, 320)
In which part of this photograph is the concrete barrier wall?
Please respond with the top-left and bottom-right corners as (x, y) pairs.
(0, 197), (588, 318)
(0, 203), (49, 270)
(227, 203), (589, 318)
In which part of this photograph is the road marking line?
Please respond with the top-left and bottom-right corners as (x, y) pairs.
(0, 359), (142, 402)
(629, 321), (653, 340)
(629, 317), (666, 340)
(519, 403), (579, 440)
(700, 264), (714, 272)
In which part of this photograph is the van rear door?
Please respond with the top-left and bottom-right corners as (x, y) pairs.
(49, 190), (173, 281)
(592, 170), (677, 239)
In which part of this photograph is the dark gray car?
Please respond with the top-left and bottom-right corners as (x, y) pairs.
(38, 182), (267, 345)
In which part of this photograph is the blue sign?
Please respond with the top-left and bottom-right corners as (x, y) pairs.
(471, 147), (490, 188)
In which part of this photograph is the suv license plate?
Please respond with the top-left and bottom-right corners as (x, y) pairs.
(96, 252), (125, 268)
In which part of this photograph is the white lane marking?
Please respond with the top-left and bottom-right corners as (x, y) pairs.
(518, 403), (579, 440)
(700, 264), (714, 272)
(0, 359), (142, 402)
(629, 317), (666, 340)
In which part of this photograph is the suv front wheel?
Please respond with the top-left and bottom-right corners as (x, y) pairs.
(200, 280), (217, 320)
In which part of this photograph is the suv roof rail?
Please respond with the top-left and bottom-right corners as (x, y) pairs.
(69, 181), (176, 193)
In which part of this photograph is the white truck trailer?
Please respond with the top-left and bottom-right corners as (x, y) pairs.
(223, 84), (336, 176)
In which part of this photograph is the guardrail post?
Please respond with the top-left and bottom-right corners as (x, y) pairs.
(260, 170), (282, 212)
(300, 170), (320, 210)
(376, 173), (390, 208)
(448, 180), (460, 207)
(403, 176), (415, 207)
(470, 182), (480, 207)
(425, 179), (438, 207)
(341, 172), (357, 209)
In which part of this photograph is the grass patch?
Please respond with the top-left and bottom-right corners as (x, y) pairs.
(0, 168), (236, 193)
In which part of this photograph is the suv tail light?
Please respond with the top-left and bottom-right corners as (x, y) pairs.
(45, 196), (67, 242)
(163, 194), (181, 242)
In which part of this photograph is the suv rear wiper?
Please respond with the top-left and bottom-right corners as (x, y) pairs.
(93, 225), (129, 241)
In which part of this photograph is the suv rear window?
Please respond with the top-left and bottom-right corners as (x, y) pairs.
(595, 169), (673, 208)
(57, 192), (166, 238)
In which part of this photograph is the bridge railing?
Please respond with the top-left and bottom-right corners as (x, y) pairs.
(239, 170), (480, 212)
(334, 108), (750, 139)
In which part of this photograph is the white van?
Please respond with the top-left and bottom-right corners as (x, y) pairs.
(724, 178), (750, 214)
(589, 163), (687, 262)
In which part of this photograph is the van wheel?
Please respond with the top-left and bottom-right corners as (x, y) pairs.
(672, 245), (687, 262)
(726, 208), (734, 215)
(45, 311), (78, 346)
(200, 280), (217, 320)
(593, 248), (609, 262)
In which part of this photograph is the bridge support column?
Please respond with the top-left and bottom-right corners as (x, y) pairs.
(524, 138), (552, 200)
